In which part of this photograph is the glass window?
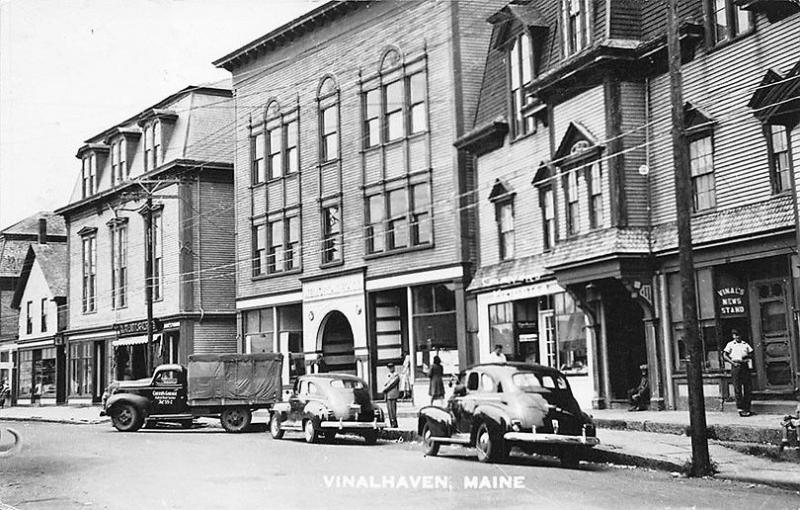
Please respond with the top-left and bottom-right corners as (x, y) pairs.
(285, 120), (299, 174)
(497, 202), (515, 260)
(151, 212), (163, 301)
(510, 32), (534, 137)
(412, 283), (457, 350)
(253, 223), (267, 276)
(153, 121), (162, 168)
(589, 162), (604, 229)
(111, 224), (128, 308)
(268, 126), (283, 179)
(412, 183), (432, 245)
(542, 188), (555, 249)
(269, 220), (284, 273)
(82, 234), (96, 313)
(409, 73), (427, 134)
(321, 106), (338, 161)
(385, 81), (404, 142)
(252, 132), (266, 184)
(367, 195), (385, 253)
(712, 0), (752, 44)
(563, 0), (588, 56)
(768, 125), (791, 193)
(388, 188), (408, 249)
(286, 216), (300, 270)
(565, 170), (580, 235)
(690, 135), (716, 211)
(322, 205), (341, 264)
(364, 89), (381, 148)
(489, 302), (514, 358)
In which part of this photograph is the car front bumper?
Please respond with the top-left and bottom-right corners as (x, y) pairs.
(503, 431), (600, 447)
(320, 420), (385, 430)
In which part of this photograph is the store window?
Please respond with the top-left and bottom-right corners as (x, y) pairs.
(244, 308), (274, 353)
(554, 292), (587, 374)
(412, 283), (457, 351)
(279, 305), (305, 382)
(70, 342), (93, 397)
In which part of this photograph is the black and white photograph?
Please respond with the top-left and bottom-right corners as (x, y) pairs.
(1, 0), (800, 508)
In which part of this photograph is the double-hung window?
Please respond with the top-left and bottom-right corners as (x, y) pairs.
(81, 233), (97, 313)
(143, 121), (161, 172)
(267, 125), (283, 180)
(563, 0), (590, 57)
(587, 162), (604, 229)
(252, 132), (266, 184)
(253, 103), (300, 183)
(564, 170), (580, 235)
(767, 124), (792, 193)
(262, 215), (300, 275)
(710, 0), (753, 45)
(387, 188), (409, 250)
(151, 211), (163, 301)
(364, 89), (381, 148)
(367, 195), (385, 253)
(26, 301), (32, 335)
(497, 201), (515, 260)
(689, 135), (716, 212)
(82, 154), (96, 198)
(252, 223), (267, 276)
(509, 32), (534, 137)
(542, 188), (556, 249)
(322, 205), (342, 264)
(111, 223), (128, 309)
(40, 298), (48, 333)
(385, 81), (405, 142)
(285, 120), (299, 174)
(111, 139), (127, 185)
(318, 77), (339, 162)
(409, 73), (427, 134)
(411, 183), (432, 245)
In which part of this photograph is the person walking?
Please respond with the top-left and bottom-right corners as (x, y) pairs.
(0, 379), (8, 408)
(427, 356), (445, 406)
(399, 353), (412, 400)
(382, 363), (400, 428)
(488, 344), (507, 363)
(723, 329), (754, 417)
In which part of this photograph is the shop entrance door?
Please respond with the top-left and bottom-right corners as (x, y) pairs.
(93, 341), (105, 403)
(538, 311), (556, 368)
(320, 311), (356, 374)
(749, 279), (794, 392)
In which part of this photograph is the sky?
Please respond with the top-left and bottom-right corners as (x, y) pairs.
(0, 0), (320, 229)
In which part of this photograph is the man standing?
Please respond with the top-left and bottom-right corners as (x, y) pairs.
(488, 344), (507, 363)
(382, 362), (400, 428)
(723, 329), (754, 417)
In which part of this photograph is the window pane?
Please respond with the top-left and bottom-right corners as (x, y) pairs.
(434, 283), (456, 312)
(385, 81), (403, 111)
(413, 286), (434, 314)
(388, 189), (407, 217)
(369, 195), (384, 222)
(520, 32), (532, 83)
(387, 111), (403, 141)
(510, 40), (521, 89)
(409, 73), (426, 103)
(412, 184), (429, 211)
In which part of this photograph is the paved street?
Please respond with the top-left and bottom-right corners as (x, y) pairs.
(1, 421), (798, 510)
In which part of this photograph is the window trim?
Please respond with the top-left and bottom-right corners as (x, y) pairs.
(151, 210), (164, 302)
(563, 169), (581, 236)
(26, 301), (33, 335)
(80, 230), (97, 314)
(508, 30), (536, 139)
(40, 297), (48, 333)
(321, 202), (343, 266)
(110, 221), (128, 309)
(562, 0), (591, 58)
(764, 123), (793, 195)
(706, 0), (755, 47)
(688, 132), (717, 213)
(318, 77), (340, 163)
(254, 212), (302, 278)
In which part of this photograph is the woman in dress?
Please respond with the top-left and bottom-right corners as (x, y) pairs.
(399, 353), (412, 400)
(428, 356), (445, 405)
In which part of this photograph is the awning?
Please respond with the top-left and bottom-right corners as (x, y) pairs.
(112, 334), (161, 347)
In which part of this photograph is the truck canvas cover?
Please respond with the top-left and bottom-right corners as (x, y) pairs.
(187, 353), (283, 404)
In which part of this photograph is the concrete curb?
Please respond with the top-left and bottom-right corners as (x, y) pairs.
(594, 418), (784, 445)
(715, 473), (800, 492)
(584, 446), (689, 474)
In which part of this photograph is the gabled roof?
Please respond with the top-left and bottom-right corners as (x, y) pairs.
(10, 244), (68, 309)
(488, 179), (514, 201)
(1, 211), (66, 238)
(747, 60), (800, 128)
(554, 122), (600, 161)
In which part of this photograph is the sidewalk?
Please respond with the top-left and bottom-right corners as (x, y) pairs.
(3, 403), (799, 492)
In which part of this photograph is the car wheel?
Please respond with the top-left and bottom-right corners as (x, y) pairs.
(220, 407), (252, 433)
(363, 430), (378, 445)
(475, 422), (506, 463)
(111, 403), (143, 432)
(269, 413), (285, 439)
(422, 422), (440, 457)
(303, 419), (319, 444)
(559, 448), (581, 469)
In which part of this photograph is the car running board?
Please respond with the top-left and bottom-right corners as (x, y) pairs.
(429, 433), (471, 445)
(279, 425), (304, 431)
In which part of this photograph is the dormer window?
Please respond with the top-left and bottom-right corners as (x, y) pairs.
(143, 121), (162, 171)
(489, 180), (516, 261)
(111, 138), (127, 185)
(562, 0), (590, 57)
(510, 31), (535, 138)
(82, 153), (96, 198)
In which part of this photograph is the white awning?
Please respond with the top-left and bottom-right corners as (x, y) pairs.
(112, 334), (161, 347)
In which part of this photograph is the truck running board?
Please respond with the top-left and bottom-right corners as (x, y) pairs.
(148, 414), (194, 421)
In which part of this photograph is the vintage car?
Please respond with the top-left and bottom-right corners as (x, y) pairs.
(269, 374), (385, 444)
(417, 363), (599, 467)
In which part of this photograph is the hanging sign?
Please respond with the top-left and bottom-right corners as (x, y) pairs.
(717, 287), (746, 317)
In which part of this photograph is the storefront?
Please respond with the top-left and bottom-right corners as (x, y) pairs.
(474, 279), (593, 409)
(0, 345), (14, 405)
(666, 253), (798, 408)
(241, 302), (304, 386)
(15, 340), (61, 405)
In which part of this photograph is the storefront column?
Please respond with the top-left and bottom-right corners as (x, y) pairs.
(644, 318), (665, 410)
(658, 272), (676, 409)
(586, 319), (605, 409)
(598, 300), (612, 408)
(406, 286), (417, 407)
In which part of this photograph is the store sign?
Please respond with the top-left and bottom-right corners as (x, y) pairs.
(115, 319), (162, 337)
(717, 287), (746, 317)
(518, 333), (538, 343)
(303, 273), (363, 302)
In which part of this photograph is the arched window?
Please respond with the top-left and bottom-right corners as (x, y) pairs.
(318, 76), (339, 162)
(380, 48), (402, 73)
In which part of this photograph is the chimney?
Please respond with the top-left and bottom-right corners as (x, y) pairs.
(38, 218), (47, 244)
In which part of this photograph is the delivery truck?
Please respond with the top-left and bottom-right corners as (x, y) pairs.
(101, 353), (282, 433)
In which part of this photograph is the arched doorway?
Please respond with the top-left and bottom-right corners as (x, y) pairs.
(604, 280), (648, 403)
(318, 311), (356, 374)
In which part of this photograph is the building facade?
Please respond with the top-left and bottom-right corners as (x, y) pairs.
(0, 213), (66, 405)
(11, 242), (68, 405)
(460, 0), (800, 410)
(56, 85), (237, 403)
(214, 0), (505, 394)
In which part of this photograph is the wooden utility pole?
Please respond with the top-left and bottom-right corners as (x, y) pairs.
(666, 0), (712, 476)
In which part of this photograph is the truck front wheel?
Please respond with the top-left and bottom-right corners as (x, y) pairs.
(269, 413), (285, 439)
(220, 407), (252, 433)
(111, 403), (144, 432)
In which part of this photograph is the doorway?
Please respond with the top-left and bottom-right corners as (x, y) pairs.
(749, 278), (794, 392)
(319, 311), (356, 374)
(93, 341), (105, 403)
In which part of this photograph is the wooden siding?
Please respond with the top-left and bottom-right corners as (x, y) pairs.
(196, 176), (236, 312)
(619, 81), (649, 227)
(648, 15), (800, 226)
(232, 0), (504, 302)
(641, 0), (704, 42)
(610, 0), (643, 40)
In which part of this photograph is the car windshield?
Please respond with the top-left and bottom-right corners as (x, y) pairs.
(330, 379), (365, 390)
(512, 372), (568, 392)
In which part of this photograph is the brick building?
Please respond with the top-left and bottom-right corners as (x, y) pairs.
(214, 0), (505, 394)
(459, 0), (800, 410)
(56, 85), (237, 403)
(0, 213), (66, 404)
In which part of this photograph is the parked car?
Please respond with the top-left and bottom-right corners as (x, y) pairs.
(269, 374), (385, 444)
(101, 353), (282, 433)
(417, 363), (599, 467)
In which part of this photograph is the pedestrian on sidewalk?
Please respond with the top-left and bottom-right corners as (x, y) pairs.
(0, 379), (8, 408)
(627, 364), (650, 411)
(399, 353), (412, 401)
(382, 362), (400, 428)
(723, 329), (754, 417)
(426, 356), (445, 406)
(488, 344), (507, 363)
(32, 377), (43, 406)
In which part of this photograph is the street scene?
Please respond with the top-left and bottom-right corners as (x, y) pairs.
(2, 0), (800, 508)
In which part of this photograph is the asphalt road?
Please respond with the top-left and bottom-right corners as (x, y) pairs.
(1, 420), (798, 510)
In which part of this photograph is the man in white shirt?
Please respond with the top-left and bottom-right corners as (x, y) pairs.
(487, 344), (507, 363)
(723, 329), (754, 417)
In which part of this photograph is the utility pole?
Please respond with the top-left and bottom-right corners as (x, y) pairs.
(666, 0), (712, 476)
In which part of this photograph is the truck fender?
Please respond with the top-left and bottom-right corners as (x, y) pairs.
(106, 393), (151, 417)
(418, 406), (455, 437)
(472, 405), (512, 439)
